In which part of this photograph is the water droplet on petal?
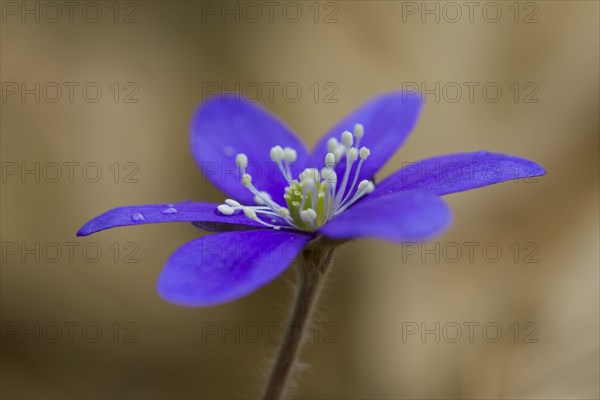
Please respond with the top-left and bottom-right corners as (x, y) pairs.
(161, 207), (178, 215)
(131, 213), (145, 222)
(224, 146), (235, 157)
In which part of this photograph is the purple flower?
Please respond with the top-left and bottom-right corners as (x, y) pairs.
(77, 92), (545, 307)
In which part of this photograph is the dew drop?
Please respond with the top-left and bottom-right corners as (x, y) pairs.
(224, 146), (235, 157)
(161, 207), (178, 215)
(131, 213), (145, 222)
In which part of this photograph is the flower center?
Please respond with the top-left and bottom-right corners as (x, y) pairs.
(217, 123), (374, 232)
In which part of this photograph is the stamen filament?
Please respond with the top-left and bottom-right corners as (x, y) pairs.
(276, 160), (292, 183)
(334, 150), (355, 208)
(335, 180), (374, 216)
(340, 158), (364, 205)
(247, 183), (281, 210)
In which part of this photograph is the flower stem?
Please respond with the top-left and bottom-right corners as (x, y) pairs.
(262, 240), (337, 400)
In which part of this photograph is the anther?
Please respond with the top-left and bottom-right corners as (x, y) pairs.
(235, 153), (248, 169)
(300, 177), (315, 191)
(301, 168), (320, 183)
(321, 168), (337, 184)
(354, 123), (364, 139)
(283, 147), (297, 163)
(341, 130), (353, 148)
(357, 180), (375, 194)
(300, 208), (317, 223)
(241, 173), (252, 186)
(225, 199), (241, 207)
(359, 146), (371, 160)
(217, 204), (235, 215)
(358, 180), (370, 192)
(325, 153), (336, 168)
(270, 146), (284, 162)
(347, 147), (358, 162)
(333, 145), (345, 162)
(327, 138), (339, 153)
(243, 208), (257, 220)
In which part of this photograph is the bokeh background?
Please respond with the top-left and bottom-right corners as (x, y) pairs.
(1, 1), (598, 399)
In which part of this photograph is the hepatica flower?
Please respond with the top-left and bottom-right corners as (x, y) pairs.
(78, 92), (545, 307)
(78, 92), (544, 398)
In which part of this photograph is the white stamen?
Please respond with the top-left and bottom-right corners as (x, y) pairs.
(300, 208), (317, 223)
(358, 180), (370, 192)
(333, 145), (345, 162)
(321, 168), (337, 185)
(366, 181), (375, 193)
(235, 153), (248, 169)
(217, 204), (235, 215)
(335, 179), (374, 216)
(310, 168), (320, 182)
(300, 168), (320, 183)
(223, 122), (374, 232)
(225, 199), (241, 207)
(359, 146), (371, 160)
(273, 148), (293, 183)
(283, 147), (297, 163)
(241, 173), (252, 186)
(354, 124), (364, 139)
(311, 183), (318, 211)
(340, 157), (365, 205)
(254, 191), (272, 205)
(243, 208), (257, 220)
(335, 145), (358, 206)
(325, 153), (336, 168)
(347, 147), (358, 162)
(245, 181), (281, 211)
(299, 173), (315, 212)
(300, 177), (315, 191)
(327, 137), (339, 153)
(341, 130), (353, 148)
(270, 146), (284, 162)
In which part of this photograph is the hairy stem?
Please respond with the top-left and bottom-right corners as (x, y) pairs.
(262, 240), (337, 400)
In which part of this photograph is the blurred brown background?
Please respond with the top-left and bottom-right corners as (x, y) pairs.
(1, 1), (598, 399)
